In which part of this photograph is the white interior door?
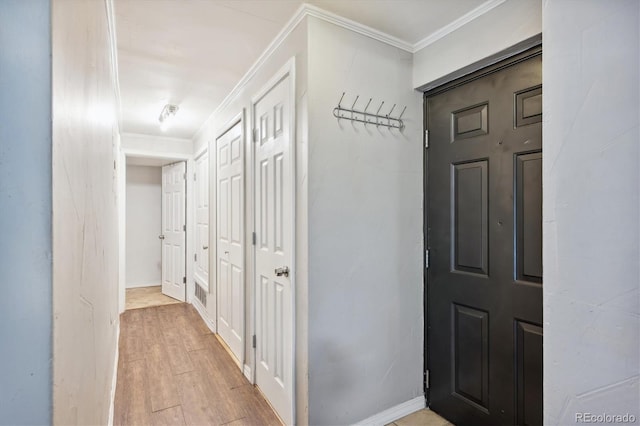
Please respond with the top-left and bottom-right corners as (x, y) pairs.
(194, 152), (209, 291)
(254, 70), (293, 425)
(161, 161), (186, 302)
(216, 121), (244, 363)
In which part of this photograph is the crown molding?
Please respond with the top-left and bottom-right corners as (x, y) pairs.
(413, 0), (507, 52)
(192, 1), (506, 140)
(192, 3), (308, 141)
(104, 0), (122, 130)
(303, 4), (414, 53)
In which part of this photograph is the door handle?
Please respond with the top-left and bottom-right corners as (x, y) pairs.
(203, 246), (208, 250)
(274, 266), (290, 277)
(159, 235), (165, 240)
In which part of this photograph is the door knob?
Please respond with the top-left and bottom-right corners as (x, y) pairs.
(159, 235), (165, 240)
(203, 246), (209, 250)
(274, 266), (290, 277)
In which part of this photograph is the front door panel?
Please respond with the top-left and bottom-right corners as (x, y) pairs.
(427, 51), (543, 426)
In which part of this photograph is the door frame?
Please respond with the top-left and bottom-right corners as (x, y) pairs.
(250, 57), (296, 423)
(213, 110), (246, 368)
(118, 150), (195, 314)
(423, 43), (543, 403)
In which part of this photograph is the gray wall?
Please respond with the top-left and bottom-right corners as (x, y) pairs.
(543, 0), (639, 423)
(307, 18), (424, 424)
(413, 0), (541, 89)
(0, 1), (52, 424)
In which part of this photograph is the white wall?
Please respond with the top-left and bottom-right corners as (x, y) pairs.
(0, 1), (52, 424)
(122, 132), (193, 157)
(413, 0), (541, 89)
(126, 165), (162, 288)
(543, 0), (639, 423)
(192, 18), (309, 424)
(51, 0), (121, 424)
(306, 17), (424, 424)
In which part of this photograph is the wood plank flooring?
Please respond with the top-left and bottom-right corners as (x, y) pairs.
(114, 303), (281, 426)
(125, 286), (182, 311)
(387, 409), (453, 426)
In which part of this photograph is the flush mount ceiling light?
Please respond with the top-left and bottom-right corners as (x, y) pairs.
(158, 104), (179, 132)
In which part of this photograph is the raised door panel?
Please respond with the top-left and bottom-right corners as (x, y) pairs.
(253, 70), (293, 426)
(216, 121), (244, 363)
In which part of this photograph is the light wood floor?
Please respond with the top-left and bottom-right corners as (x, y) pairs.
(114, 303), (280, 425)
(388, 409), (453, 426)
(126, 285), (182, 311)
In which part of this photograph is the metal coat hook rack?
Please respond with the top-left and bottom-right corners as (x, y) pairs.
(333, 92), (406, 130)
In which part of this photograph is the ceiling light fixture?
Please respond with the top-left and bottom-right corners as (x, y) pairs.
(158, 104), (179, 132)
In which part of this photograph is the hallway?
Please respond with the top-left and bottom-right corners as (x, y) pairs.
(113, 303), (281, 425)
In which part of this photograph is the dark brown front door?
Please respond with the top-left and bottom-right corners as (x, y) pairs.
(426, 48), (543, 426)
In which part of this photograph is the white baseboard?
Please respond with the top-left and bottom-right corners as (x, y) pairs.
(354, 396), (426, 426)
(107, 321), (120, 426)
(125, 282), (160, 289)
(192, 297), (216, 333)
(243, 364), (252, 383)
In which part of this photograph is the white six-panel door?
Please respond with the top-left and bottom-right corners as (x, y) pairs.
(194, 152), (209, 291)
(253, 70), (293, 425)
(216, 121), (245, 363)
(161, 161), (186, 302)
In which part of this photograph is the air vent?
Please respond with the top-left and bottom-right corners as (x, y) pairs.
(195, 284), (207, 307)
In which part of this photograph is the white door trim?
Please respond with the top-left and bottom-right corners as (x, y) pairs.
(215, 111), (246, 368)
(251, 56), (296, 424)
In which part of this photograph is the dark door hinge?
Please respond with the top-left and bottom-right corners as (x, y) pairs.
(183, 224), (186, 231)
(252, 232), (256, 246)
(182, 276), (186, 284)
(252, 335), (256, 348)
(194, 253), (197, 262)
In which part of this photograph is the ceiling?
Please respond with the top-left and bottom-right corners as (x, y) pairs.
(115, 0), (491, 139)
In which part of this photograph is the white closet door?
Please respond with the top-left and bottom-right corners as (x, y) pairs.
(216, 120), (244, 363)
(194, 152), (209, 290)
(161, 161), (186, 302)
(253, 70), (293, 425)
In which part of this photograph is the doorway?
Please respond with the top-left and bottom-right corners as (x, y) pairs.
(124, 156), (188, 311)
(425, 47), (542, 425)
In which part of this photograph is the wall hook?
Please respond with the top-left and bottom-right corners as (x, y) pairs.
(332, 94), (404, 130)
(387, 104), (396, 117)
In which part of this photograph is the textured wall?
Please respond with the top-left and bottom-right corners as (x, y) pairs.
(413, 0), (541, 89)
(125, 165), (162, 288)
(543, 0), (639, 423)
(0, 1), (52, 424)
(52, 0), (121, 424)
(307, 17), (424, 425)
